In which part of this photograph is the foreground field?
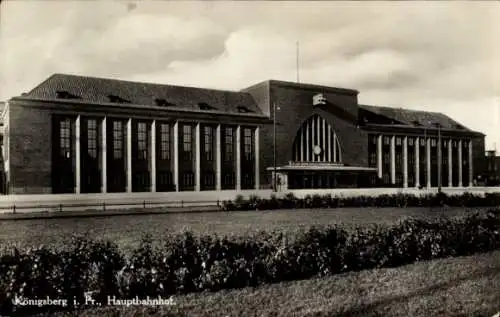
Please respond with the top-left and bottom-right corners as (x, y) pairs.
(0, 207), (482, 250)
(37, 250), (500, 317)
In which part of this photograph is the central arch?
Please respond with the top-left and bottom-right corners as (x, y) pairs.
(292, 114), (342, 163)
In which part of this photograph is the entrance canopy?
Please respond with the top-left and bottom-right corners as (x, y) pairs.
(266, 162), (377, 172)
(267, 163), (378, 190)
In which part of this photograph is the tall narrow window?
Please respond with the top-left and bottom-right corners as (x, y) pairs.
(183, 124), (192, 161)
(225, 127), (234, 161)
(160, 123), (170, 160)
(113, 121), (123, 159)
(60, 119), (71, 158)
(244, 128), (253, 161)
(137, 122), (147, 160)
(204, 126), (213, 161)
(87, 119), (97, 158)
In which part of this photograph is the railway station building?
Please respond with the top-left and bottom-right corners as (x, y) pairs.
(1, 74), (485, 194)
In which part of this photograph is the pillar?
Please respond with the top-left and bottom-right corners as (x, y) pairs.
(468, 139), (473, 187)
(448, 139), (453, 187)
(75, 115), (81, 194)
(415, 136), (420, 188)
(255, 126), (260, 189)
(151, 120), (156, 192)
(390, 135), (396, 184)
(458, 139), (463, 187)
(402, 136), (408, 188)
(426, 137), (431, 188)
(216, 124), (222, 191)
(195, 123), (201, 191)
(377, 134), (383, 178)
(101, 117), (107, 193)
(173, 121), (179, 191)
(236, 125), (241, 190)
(126, 118), (132, 193)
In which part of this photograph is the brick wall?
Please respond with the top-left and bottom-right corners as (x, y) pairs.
(8, 101), (52, 194)
(245, 82), (369, 188)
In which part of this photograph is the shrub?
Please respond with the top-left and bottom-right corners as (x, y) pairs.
(1, 209), (500, 316)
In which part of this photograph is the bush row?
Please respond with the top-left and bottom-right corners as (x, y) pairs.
(1, 209), (500, 316)
(222, 192), (500, 211)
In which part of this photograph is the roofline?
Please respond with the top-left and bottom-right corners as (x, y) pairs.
(44, 73), (245, 95)
(361, 124), (485, 137)
(253, 80), (359, 96)
(9, 96), (273, 121)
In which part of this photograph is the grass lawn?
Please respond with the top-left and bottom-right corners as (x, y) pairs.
(0, 207), (485, 251)
(35, 250), (500, 317)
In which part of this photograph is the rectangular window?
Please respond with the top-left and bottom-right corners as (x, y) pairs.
(204, 126), (213, 161)
(408, 138), (414, 146)
(420, 138), (426, 146)
(183, 124), (192, 161)
(183, 171), (194, 187)
(113, 121), (123, 159)
(87, 119), (97, 159)
(431, 139), (437, 147)
(383, 136), (390, 145)
(60, 118), (71, 158)
(160, 123), (170, 160)
(137, 122), (148, 160)
(225, 127), (234, 161)
(396, 137), (402, 146)
(244, 128), (253, 161)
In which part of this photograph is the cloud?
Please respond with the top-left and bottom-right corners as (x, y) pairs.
(0, 1), (499, 149)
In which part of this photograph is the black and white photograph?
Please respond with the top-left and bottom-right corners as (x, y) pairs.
(0, 1), (499, 316)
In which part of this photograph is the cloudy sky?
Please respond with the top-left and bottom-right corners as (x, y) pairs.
(1, 1), (499, 150)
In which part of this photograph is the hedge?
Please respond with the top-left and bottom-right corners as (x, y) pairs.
(222, 192), (500, 211)
(1, 209), (500, 316)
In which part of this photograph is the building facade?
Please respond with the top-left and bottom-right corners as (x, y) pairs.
(1, 74), (486, 194)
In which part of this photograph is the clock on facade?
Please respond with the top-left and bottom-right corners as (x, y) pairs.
(313, 145), (322, 155)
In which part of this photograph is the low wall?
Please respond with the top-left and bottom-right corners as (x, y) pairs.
(0, 187), (499, 214)
(279, 187), (500, 199)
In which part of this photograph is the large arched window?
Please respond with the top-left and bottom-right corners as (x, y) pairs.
(292, 115), (342, 163)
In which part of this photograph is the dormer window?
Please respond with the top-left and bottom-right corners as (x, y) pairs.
(56, 90), (80, 99)
(412, 120), (422, 126)
(237, 106), (253, 113)
(198, 102), (215, 110)
(455, 124), (464, 130)
(154, 98), (174, 107)
(108, 94), (130, 104)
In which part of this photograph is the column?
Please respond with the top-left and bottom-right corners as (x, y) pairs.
(173, 121), (179, 191)
(195, 123), (201, 191)
(101, 117), (107, 193)
(327, 125), (332, 162)
(448, 139), (453, 187)
(458, 139), (463, 187)
(311, 117), (316, 161)
(236, 125), (241, 190)
(390, 135), (396, 184)
(377, 135), (383, 178)
(254, 126), (260, 189)
(468, 139), (473, 187)
(316, 116), (320, 162)
(403, 136), (408, 188)
(426, 138), (431, 188)
(126, 118), (132, 193)
(333, 130), (337, 162)
(75, 115), (81, 194)
(322, 118), (326, 162)
(216, 124), (222, 191)
(306, 122), (310, 161)
(301, 125), (305, 162)
(151, 120), (156, 192)
(414, 137), (420, 188)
